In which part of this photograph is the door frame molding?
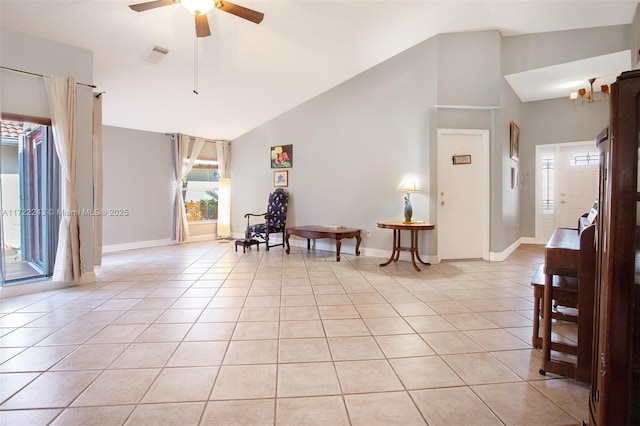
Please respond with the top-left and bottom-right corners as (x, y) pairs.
(436, 128), (490, 262)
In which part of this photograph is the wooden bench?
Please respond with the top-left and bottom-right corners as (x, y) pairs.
(530, 264), (578, 349)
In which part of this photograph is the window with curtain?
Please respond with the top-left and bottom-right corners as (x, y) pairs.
(183, 142), (219, 222)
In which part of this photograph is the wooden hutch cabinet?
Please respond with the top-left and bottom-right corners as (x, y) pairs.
(590, 69), (640, 425)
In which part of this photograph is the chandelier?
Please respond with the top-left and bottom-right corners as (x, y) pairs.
(569, 78), (610, 104)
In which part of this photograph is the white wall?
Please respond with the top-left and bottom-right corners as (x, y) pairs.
(101, 125), (174, 248)
(1, 27), (95, 282)
(232, 37), (439, 259)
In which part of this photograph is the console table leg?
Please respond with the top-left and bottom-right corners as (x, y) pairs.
(336, 239), (342, 262)
(413, 229), (430, 266)
(354, 234), (361, 256)
(380, 229), (398, 267)
(393, 230), (401, 261)
(409, 230), (421, 271)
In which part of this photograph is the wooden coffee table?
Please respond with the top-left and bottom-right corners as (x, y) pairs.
(285, 226), (361, 262)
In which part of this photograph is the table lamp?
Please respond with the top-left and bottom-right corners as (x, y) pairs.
(398, 173), (421, 223)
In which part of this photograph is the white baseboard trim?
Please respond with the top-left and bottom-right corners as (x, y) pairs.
(0, 271), (97, 299)
(490, 237), (523, 261)
(102, 239), (175, 253)
(521, 236), (546, 245)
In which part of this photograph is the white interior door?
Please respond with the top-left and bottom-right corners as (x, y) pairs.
(535, 142), (599, 243)
(437, 129), (490, 260)
(556, 146), (599, 228)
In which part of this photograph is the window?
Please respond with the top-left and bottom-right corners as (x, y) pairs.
(183, 143), (219, 222)
(541, 155), (554, 214)
(570, 151), (599, 166)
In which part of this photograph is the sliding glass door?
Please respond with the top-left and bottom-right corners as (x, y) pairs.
(1, 121), (59, 284)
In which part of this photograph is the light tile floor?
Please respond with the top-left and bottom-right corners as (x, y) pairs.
(0, 242), (589, 425)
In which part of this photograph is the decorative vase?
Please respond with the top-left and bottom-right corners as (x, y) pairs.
(403, 194), (412, 223)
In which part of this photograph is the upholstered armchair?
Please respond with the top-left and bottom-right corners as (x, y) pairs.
(244, 188), (289, 250)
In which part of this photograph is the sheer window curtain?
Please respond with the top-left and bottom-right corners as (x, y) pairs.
(93, 93), (103, 266)
(216, 140), (231, 239)
(174, 134), (205, 243)
(44, 76), (82, 282)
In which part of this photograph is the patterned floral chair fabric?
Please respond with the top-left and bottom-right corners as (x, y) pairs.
(244, 188), (289, 250)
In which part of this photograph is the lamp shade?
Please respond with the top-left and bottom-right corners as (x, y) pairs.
(398, 173), (421, 193)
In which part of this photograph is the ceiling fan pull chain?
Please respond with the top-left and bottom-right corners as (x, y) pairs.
(193, 36), (199, 95)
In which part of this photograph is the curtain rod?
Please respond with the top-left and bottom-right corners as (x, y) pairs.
(166, 133), (225, 144)
(0, 65), (97, 88)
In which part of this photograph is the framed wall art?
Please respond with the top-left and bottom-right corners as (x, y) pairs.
(510, 122), (520, 162)
(270, 144), (293, 168)
(274, 170), (288, 187)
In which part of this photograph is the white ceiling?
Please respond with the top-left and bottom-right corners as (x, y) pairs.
(0, 0), (638, 139)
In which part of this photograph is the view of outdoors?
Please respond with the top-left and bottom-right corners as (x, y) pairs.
(183, 167), (219, 222)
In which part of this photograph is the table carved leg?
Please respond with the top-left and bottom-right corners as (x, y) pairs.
(380, 229), (399, 267)
(412, 230), (430, 266)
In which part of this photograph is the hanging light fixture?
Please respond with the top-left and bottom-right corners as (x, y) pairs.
(569, 77), (610, 105)
(181, 0), (215, 15)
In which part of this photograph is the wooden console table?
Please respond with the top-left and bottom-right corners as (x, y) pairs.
(285, 226), (361, 262)
(377, 221), (435, 271)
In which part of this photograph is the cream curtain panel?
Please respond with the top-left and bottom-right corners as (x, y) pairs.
(92, 93), (103, 266)
(44, 76), (82, 282)
(174, 134), (205, 243)
(216, 140), (231, 239)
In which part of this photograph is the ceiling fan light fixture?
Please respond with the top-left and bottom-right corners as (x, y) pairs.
(181, 0), (214, 15)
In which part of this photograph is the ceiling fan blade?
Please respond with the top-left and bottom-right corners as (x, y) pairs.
(129, 0), (178, 12)
(216, 1), (264, 24)
(195, 14), (211, 37)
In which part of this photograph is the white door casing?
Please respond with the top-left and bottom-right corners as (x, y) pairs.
(437, 129), (490, 260)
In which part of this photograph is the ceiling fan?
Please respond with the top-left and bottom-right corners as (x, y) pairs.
(128, 0), (264, 37)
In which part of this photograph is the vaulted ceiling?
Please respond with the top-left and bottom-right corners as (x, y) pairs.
(1, 1), (638, 139)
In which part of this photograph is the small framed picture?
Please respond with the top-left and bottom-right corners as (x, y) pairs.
(274, 170), (288, 187)
(510, 121), (520, 162)
(511, 166), (519, 189)
(452, 154), (471, 165)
